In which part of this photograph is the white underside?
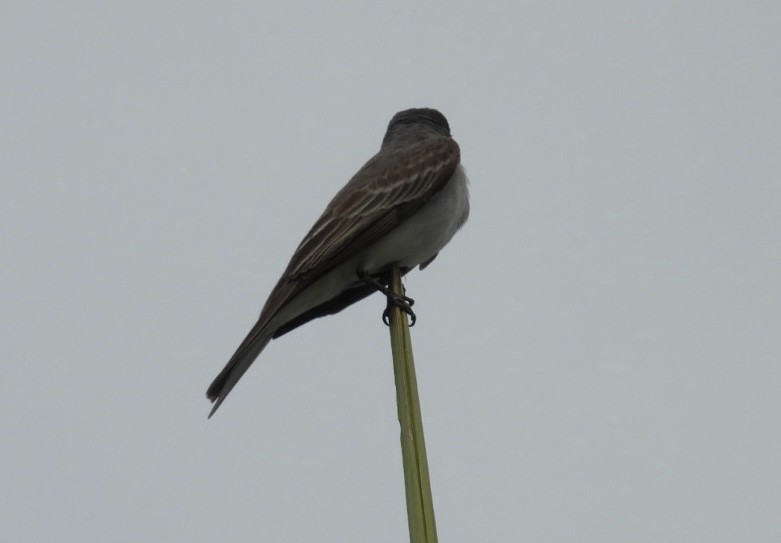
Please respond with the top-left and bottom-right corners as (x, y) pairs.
(269, 165), (470, 329)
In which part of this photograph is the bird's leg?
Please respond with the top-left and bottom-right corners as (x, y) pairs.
(357, 270), (416, 326)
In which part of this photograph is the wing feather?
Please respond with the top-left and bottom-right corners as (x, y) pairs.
(259, 135), (459, 326)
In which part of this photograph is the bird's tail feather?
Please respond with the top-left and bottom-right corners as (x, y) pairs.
(207, 331), (273, 418)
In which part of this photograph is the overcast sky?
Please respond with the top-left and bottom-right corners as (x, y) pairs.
(2, 2), (779, 542)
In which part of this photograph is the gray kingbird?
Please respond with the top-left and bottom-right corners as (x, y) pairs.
(207, 108), (469, 417)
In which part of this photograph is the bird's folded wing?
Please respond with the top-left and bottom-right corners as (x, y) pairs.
(220, 137), (458, 368)
(262, 136), (459, 323)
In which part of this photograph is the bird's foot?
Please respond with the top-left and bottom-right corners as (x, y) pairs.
(382, 294), (416, 326)
(358, 269), (417, 326)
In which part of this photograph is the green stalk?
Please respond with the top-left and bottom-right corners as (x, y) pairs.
(388, 266), (438, 543)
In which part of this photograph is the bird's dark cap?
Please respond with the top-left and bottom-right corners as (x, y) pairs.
(385, 108), (451, 139)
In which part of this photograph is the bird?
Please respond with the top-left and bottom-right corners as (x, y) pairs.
(207, 108), (469, 417)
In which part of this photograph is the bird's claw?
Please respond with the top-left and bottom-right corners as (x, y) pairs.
(383, 294), (416, 326)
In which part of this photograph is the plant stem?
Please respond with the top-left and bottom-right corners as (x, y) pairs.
(388, 266), (438, 543)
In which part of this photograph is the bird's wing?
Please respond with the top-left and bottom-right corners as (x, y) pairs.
(260, 135), (460, 327)
(207, 136), (459, 413)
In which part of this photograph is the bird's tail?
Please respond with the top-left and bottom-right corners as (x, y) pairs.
(207, 326), (273, 418)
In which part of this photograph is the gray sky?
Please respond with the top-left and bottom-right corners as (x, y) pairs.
(2, 2), (780, 541)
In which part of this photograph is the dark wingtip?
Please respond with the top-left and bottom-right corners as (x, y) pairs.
(207, 381), (225, 418)
(206, 366), (232, 418)
(206, 360), (233, 401)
